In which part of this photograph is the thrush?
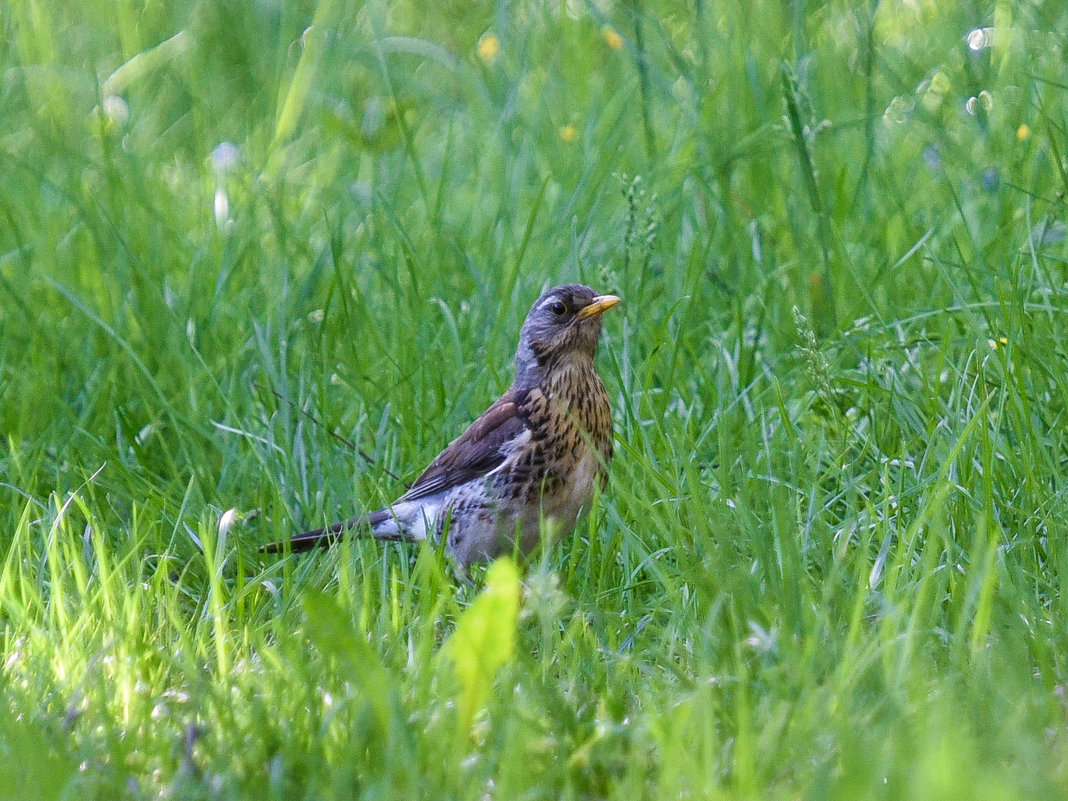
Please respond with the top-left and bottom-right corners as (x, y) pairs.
(262, 284), (621, 567)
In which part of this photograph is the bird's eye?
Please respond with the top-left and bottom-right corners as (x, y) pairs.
(549, 301), (567, 316)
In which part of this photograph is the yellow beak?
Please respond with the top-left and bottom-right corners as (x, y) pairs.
(575, 294), (622, 319)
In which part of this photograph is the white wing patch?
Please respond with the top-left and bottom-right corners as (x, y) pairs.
(371, 498), (443, 542)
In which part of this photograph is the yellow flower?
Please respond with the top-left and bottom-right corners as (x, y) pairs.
(603, 26), (623, 50)
(1016, 123), (1030, 141)
(559, 124), (577, 143)
(477, 33), (500, 64)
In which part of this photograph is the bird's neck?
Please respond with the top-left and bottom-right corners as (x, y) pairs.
(542, 354), (603, 413)
(514, 349), (594, 393)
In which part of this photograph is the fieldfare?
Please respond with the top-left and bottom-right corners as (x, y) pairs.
(262, 284), (621, 568)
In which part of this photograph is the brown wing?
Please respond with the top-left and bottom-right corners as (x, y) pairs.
(398, 388), (529, 502)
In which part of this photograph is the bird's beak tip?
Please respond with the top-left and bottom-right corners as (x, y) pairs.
(577, 294), (622, 319)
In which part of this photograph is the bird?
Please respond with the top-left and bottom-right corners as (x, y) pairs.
(261, 284), (621, 568)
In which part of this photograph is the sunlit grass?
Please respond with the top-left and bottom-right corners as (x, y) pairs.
(2, 0), (1068, 798)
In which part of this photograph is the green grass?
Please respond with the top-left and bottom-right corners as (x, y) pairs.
(3, 0), (1068, 798)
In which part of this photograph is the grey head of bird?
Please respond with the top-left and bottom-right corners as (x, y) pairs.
(513, 283), (621, 388)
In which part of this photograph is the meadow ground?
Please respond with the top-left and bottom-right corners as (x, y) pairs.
(2, 1), (1068, 798)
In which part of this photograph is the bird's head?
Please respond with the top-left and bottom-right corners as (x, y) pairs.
(514, 284), (621, 385)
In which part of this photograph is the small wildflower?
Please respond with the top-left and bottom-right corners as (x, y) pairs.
(966, 27), (993, 51)
(603, 26), (623, 50)
(965, 90), (993, 116)
(1016, 124), (1030, 141)
(212, 142), (239, 228)
(922, 143), (942, 172)
(102, 95), (129, 126)
(214, 187), (230, 228)
(477, 33), (500, 64)
(559, 124), (577, 143)
(211, 141), (240, 173)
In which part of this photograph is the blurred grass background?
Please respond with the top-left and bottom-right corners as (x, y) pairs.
(2, 0), (1068, 798)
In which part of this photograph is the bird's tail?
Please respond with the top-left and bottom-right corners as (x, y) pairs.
(259, 509), (400, 554)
